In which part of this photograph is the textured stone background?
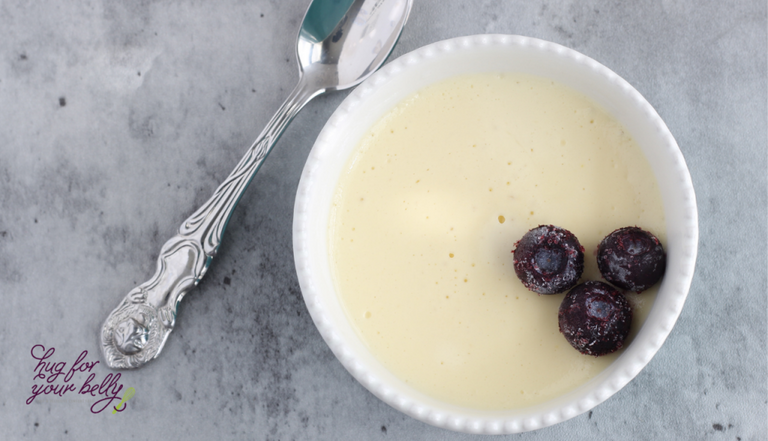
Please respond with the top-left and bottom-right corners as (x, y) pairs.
(1, 0), (765, 439)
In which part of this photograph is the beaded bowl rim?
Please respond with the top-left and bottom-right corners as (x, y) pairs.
(292, 34), (698, 434)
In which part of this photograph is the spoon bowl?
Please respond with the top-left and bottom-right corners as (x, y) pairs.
(100, 0), (411, 369)
(298, 0), (410, 91)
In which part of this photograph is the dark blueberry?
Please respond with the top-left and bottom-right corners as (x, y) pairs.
(558, 281), (632, 356)
(597, 227), (666, 292)
(513, 225), (584, 294)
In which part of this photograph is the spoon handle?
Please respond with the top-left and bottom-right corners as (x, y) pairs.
(101, 76), (321, 369)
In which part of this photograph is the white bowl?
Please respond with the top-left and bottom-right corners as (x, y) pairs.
(292, 34), (698, 434)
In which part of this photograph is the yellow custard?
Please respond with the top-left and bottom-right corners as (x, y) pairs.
(329, 73), (666, 410)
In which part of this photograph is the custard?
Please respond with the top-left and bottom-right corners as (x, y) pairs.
(329, 73), (665, 410)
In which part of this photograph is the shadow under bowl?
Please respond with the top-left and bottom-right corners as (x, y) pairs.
(293, 34), (698, 434)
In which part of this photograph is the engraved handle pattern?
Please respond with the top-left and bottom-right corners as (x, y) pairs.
(101, 77), (321, 369)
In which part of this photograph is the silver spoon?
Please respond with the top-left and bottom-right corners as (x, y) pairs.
(101, 0), (412, 369)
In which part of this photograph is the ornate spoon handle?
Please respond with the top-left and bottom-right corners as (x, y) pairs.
(101, 77), (321, 369)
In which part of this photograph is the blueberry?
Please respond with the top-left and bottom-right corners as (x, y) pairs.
(558, 281), (632, 356)
(597, 227), (666, 292)
(513, 225), (584, 294)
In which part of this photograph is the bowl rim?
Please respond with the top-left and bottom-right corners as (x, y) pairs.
(292, 34), (698, 434)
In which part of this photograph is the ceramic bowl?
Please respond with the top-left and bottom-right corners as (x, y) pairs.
(292, 34), (698, 434)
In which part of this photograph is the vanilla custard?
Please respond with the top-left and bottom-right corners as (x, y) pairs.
(329, 73), (666, 410)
